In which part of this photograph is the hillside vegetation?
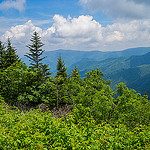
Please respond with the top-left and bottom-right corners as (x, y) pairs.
(0, 34), (150, 149)
(68, 52), (150, 97)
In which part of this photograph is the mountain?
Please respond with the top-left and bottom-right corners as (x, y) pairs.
(108, 64), (150, 87)
(21, 47), (150, 97)
(71, 51), (150, 97)
(72, 52), (150, 76)
(109, 64), (150, 96)
(128, 73), (150, 95)
(21, 47), (150, 73)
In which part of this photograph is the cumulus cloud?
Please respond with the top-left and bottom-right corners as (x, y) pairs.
(1, 15), (150, 54)
(42, 15), (103, 45)
(1, 20), (41, 40)
(1, 15), (103, 53)
(1, 20), (41, 54)
(0, 0), (26, 12)
(104, 20), (150, 42)
(80, 0), (150, 20)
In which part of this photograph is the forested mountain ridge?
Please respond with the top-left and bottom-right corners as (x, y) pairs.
(70, 51), (150, 96)
(21, 47), (150, 96)
(108, 64), (150, 92)
(69, 51), (150, 75)
(21, 47), (150, 72)
(129, 52), (150, 67)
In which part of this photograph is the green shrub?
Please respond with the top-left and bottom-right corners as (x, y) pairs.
(0, 103), (149, 150)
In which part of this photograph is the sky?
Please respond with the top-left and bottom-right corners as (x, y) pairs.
(1, 0), (150, 55)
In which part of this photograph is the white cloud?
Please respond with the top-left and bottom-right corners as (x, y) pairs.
(105, 31), (124, 42)
(1, 20), (41, 55)
(1, 15), (150, 54)
(0, 16), (28, 37)
(1, 20), (41, 40)
(41, 15), (103, 50)
(104, 20), (150, 42)
(80, 0), (150, 20)
(52, 15), (102, 38)
(0, 0), (26, 12)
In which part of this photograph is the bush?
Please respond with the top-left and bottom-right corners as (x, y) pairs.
(0, 103), (149, 149)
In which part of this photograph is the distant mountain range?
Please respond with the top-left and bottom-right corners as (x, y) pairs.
(68, 50), (150, 97)
(21, 47), (150, 97)
(22, 47), (150, 71)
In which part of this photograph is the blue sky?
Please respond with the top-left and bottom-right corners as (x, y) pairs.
(1, 0), (150, 55)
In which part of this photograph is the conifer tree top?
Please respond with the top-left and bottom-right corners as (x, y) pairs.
(56, 55), (67, 78)
(25, 31), (46, 69)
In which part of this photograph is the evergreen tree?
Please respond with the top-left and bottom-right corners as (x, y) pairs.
(67, 66), (83, 105)
(69, 65), (80, 78)
(25, 31), (46, 70)
(69, 65), (83, 86)
(55, 55), (68, 108)
(25, 31), (50, 80)
(56, 55), (67, 78)
(4, 38), (19, 69)
(0, 41), (6, 70)
(39, 64), (51, 80)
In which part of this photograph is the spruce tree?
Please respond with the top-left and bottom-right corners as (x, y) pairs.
(69, 65), (83, 85)
(25, 31), (50, 80)
(55, 55), (68, 108)
(3, 38), (19, 69)
(0, 41), (6, 70)
(69, 65), (80, 78)
(56, 55), (67, 78)
(25, 31), (46, 70)
(67, 66), (83, 105)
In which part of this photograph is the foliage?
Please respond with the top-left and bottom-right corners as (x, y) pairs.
(55, 55), (68, 108)
(25, 32), (51, 80)
(37, 77), (56, 107)
(0, 102), (150, 150)
(67, 69), (114, 123)
(56, 55), (67, 78)
(67, 66), (84, 105)
(0, 39), (19, 70)
(0, 62), (36, 105)
(0, 41), (6, 70)
(0, 62), (55, 108)
(25, 32), (45, 69)
(111, 82), (150, 128)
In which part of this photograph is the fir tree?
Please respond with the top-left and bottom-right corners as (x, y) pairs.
(3, 38), (19, 69)
(0, 41), (6, 70)
(25, 31), (46, 70)
(69, 65), (80, 78)
(25, 32), (50, 80)
(56, 55), (67, 78)
(69, 65), (83, 85)
(55, 55), (68, 108)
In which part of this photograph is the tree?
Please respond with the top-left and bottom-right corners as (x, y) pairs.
(84, 68), (110, 91)
(0, 41), (6, 70)
(111, 83), (150, 128)
(25, 31), (46, 69)
(56, 55), (67, 78)
(25, 31), (50, 80)
(0, 62), (36, 106)
(69, 66), (79, 78)
(69, 65), (83, 84)
(55, 55), (68, 108)
(67, 66), (84, 105)
(1, 38), (20, 70)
